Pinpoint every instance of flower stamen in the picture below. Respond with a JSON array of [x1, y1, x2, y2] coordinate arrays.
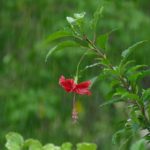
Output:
[[72, 94, 78, 123], [72, 107, 78, 123]]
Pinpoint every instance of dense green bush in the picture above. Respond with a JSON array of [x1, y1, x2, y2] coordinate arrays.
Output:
[[5, 132, 97, 150]]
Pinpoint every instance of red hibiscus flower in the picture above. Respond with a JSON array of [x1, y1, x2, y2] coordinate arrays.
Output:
[[59, 75, 91, 96]]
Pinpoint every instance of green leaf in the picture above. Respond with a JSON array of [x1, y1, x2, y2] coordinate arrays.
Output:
[[100, 97, 123, 107], [112, 127, 133, 147], [45, 41, 79, 62], [122, 93, 139, 101], [128, 72, 142, 83], [120, 60, 135, 69], [61, 142, 72, 150], [130, 139, 146, 150], [110, 80, 120, 89], [125, 65, 147, 83], [24, 139, 43, 150], [45, 35, 89, 62], [77, 143, 97, 150], [119, 60, 135, 76], [122, 41, 146, 58], [96, 28, 118, 50], [129, 110, 140, 132], [142, 88, 150, 101], [43, 144, 61, 150], [98, 57, 111, 67], [5, 132, 24, 150], [112, 129, 125, 145], [138, 69, 150, 80], [103, 67, 120, 77], [96, 33, 108, 50], [127, 65, 147, 74], [91, 6, 104, 30], [120, 63, 149, 83], [45, 30, 73, 44], [72, 37, 89, 47], [121, 40, 147, 64], [114, 88, 139, 101]]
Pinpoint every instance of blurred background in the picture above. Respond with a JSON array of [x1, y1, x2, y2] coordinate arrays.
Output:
[[0, 0, 150, 149]]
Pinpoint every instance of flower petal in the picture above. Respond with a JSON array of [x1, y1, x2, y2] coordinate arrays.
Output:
[[75, 88, 91, 96], [74, 81, 92, 96], [59, 75, 76, 92], [76, 81, 91, 89]]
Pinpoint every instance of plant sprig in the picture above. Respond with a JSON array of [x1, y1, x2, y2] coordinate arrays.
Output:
[[45, 8, 150, 147]]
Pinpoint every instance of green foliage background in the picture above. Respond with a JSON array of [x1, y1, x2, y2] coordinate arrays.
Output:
[[0, 0, 150, 149]]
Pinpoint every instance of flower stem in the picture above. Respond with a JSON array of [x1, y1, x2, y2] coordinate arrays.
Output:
[[75, 51, 87, 83]]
